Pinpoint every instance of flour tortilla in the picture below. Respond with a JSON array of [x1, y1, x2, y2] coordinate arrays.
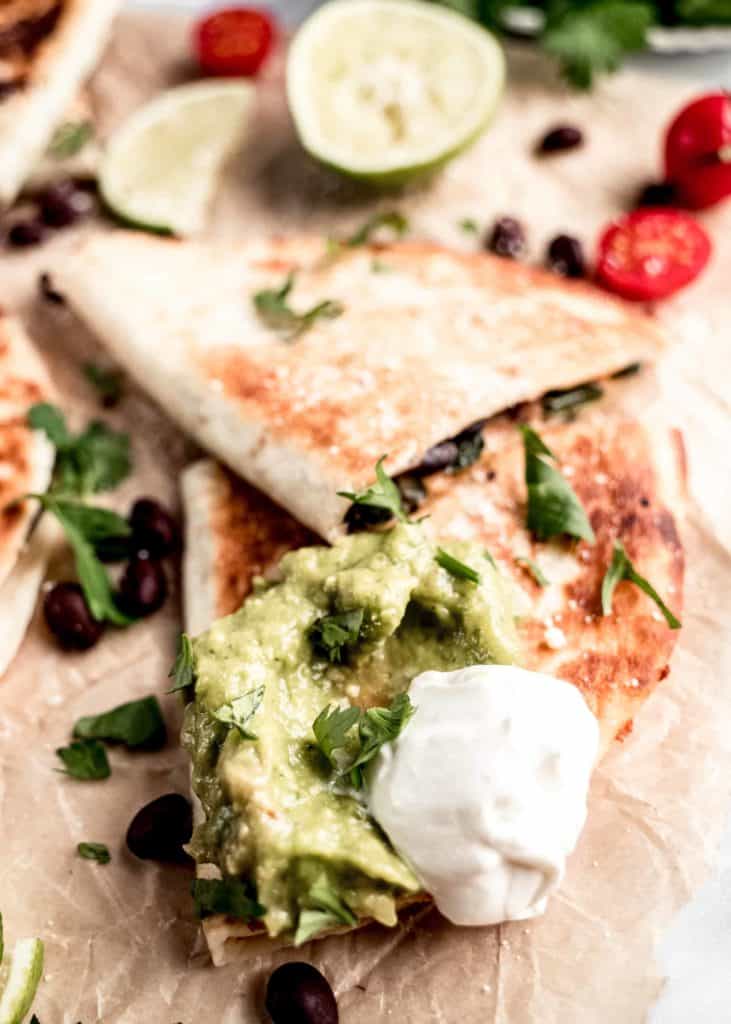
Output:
[[0, 0, 120, 208], [0, 312, 55, 675], [53, 231, 668, 541], [181, 402, 685, 963]]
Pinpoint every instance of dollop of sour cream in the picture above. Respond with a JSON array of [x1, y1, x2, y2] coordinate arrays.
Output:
[[368, 665, 599, 927]]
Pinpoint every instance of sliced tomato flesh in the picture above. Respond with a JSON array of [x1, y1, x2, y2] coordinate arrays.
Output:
[[596, 209, 711, 302]]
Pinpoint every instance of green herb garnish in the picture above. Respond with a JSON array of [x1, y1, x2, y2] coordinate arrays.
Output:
[[253, 272, 344, 339], [312, 693, 416, 789], [520, 424, 595, 543], [458, 218, 479, 234], [83, 363, 124, 406], [167, 633, 195, 693], [338, 456, 407, 524], [48, 120, 94, 159], [213, 687, 265, 740], [28, 403, 131, 496], [73, 696, 167, 750], [601, 540, 681, 629], [435, 548, 481, 584], [542, 382, 604, 415], [294, 876, 357, 945], [517, 556, 550, 587], [310, 609, 365, 664], [343, 210, 408, 247], [312, 705, 361, 769], [30, 495, 132, 626], [56, 739, 110, 780], [77, 842, 110, 864], [191, 878, 265, 921]]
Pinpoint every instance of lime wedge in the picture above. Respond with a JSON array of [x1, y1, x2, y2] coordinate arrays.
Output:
[[286, 0, 505, 185], [0, 938, 44, 1024], [100, 80, 254, 236]]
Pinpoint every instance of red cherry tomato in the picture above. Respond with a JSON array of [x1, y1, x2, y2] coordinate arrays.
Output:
[[194, 7, 275, 78], [596, 209, 711, 302], [664, 92, 731, 210]]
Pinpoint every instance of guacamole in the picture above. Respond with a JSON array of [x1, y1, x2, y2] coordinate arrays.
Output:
[[182, 522, 519, 940]]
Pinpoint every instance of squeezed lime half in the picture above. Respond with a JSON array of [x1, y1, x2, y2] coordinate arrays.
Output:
[[286, 0, 505, 185], [100, 80, 254, 236]]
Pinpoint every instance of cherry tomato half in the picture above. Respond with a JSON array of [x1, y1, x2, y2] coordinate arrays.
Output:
[[194, 7, 275, 78], [664, 92, 731, 210], [596, 209, 711, 302]]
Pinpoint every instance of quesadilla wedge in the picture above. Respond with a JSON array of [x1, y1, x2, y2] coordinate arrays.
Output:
[[52, 232, 668, 541], [180, 404, 684, 964], [0, 0, 120, 208], [0, 311, 55, 675]]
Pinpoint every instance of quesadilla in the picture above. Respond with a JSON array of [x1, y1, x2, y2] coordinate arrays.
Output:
[[0, 0, 120, 208], [180, 402, 684, 964], [52, 232, 668, 541], [0, 311, 56, 675]]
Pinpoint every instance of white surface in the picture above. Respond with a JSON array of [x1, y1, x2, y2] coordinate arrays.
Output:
[[122, 1, 731, 1018]]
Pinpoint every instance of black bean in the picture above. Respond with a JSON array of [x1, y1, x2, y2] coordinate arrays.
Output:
[[39, 180, 95, 228], [43, 582, 104, 650], [265, 962, 338, 1024], [485, 217, 526, 260], [397, 475, 427, 513], [536, 124, 584, 155], [6, 219, 46, 248], [117, 555, 167, 617], [126, 794, 193, 862], [129, 498, 179, 557], [410, 419, 487, 478], [38, 271, 65, 304], [343, 502, 391, 533], [635, 181, 677, 208], [546, 234, 586, 279]]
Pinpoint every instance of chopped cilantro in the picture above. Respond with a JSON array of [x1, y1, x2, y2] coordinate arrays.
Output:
[[601, 540, 680, 628]]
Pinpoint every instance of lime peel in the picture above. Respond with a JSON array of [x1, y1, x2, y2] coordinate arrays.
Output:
[[0, 938, 44, 1024]]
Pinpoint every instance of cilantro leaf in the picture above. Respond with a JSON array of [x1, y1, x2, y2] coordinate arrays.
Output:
[[310, 608, 364, 664], [48, 120, 94, 159], [191, 878, 265, 921], [253, 272, 344, 339], [542, 1, 653, 90], [294, 875, 357, 945], [542, 382, 603, 416], [435, 548, 481, 584], [517, 556, 550, 587], [56, 739, 110, 780], [77, 842, 110, 864], [338, 456, 407, 524], [601, 540, 681, 629], [28, 403, 131, 496], [676, 0, 731, 23], [213, 686, 265, 740], [349, 693, 416, 789], [168, 633, 195, 693], [312, 704, 361, 768], [458, 218, 479, 234], [343, 210, 408, 247], [83, 363, 124, 407], [33, 495, 132, 626], [73, 696, 167, 750], [520, 425, 595, 543]]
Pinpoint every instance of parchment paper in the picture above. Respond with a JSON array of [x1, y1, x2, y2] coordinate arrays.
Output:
[[1, 12, 730, 1023]]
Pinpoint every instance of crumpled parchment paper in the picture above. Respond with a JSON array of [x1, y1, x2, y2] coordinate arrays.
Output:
[[1, 12, 730, 1023]]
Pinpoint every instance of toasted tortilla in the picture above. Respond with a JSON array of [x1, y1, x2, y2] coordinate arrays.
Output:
[[53, 232, 668, 541], [0, 311, 55, 676], [181, 406, 685, 962], [0, 0, 120, 208]]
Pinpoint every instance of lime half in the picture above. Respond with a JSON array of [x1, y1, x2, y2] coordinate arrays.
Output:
[[100, 80, 254, 236], [287, 0, 505, 185], [0, 938, 44, 1024]]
